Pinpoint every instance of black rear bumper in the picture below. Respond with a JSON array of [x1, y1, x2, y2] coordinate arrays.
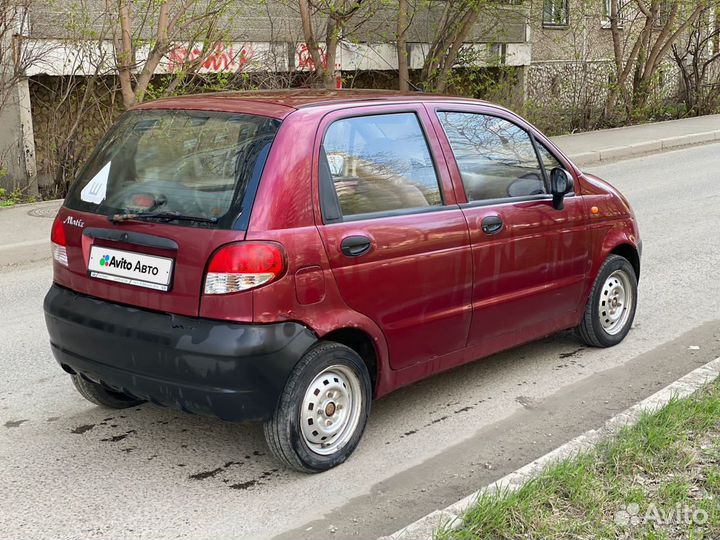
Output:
[[43, 285, 317, 421]]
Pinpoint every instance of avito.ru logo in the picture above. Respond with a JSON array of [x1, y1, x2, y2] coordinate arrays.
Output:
[[98, 254, 160, 276]]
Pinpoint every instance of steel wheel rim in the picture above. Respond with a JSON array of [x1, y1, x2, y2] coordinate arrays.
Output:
[[300, 365, 363, 456], [599, 269, 634, 336]]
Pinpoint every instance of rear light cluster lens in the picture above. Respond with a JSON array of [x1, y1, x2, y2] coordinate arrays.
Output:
[[50, 216, 68, 266], [204, 242, 286, 295]]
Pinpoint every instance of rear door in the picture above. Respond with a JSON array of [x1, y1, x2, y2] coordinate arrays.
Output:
[[314, 105, 473, 370], [55, 109, 280, 317], [427, 105, 590, 351]]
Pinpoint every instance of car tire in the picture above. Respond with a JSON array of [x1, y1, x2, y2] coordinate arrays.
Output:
[[577, 254, 638, 348], [264, 341, 372, 473], [71, 374, 144, 409]]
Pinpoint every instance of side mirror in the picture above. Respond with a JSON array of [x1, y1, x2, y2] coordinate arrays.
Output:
[[550, 168, 574, 210]]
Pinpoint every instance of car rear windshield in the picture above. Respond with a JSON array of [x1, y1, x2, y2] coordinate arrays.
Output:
[[64, 109, 281, 228]]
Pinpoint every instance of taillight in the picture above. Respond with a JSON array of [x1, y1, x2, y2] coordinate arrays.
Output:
[[204, 242, 286, 295], [50, 215, 68, 266]]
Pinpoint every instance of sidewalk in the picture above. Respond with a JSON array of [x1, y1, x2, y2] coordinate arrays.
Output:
[[552, 113, 720, 165], [0, 199, 61, 267], [1, 114, 718, 267]]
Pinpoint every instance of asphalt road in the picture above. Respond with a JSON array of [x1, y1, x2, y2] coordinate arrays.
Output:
[[1, 143, 719, 539]]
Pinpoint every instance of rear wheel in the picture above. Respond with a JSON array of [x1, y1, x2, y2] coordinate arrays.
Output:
[[71, 375, 144, 409], [578, 255, 638, 348], [264, 341, 372, 473]]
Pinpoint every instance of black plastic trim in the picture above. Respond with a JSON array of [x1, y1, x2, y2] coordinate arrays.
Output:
[[319, 146, 343, 224], [43, 285, 318, 422], [83, 228, 178, 251]]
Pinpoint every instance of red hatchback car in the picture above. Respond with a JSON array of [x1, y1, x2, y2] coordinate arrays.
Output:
[[44, 90, 640, 472]]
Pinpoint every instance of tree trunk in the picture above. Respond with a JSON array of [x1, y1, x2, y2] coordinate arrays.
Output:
[[324, 17, 339, 89], [420, 3, 481, 93], [298, 0, 326, 87], [397, 0, 409, 92], [115, 0, 136, 109]]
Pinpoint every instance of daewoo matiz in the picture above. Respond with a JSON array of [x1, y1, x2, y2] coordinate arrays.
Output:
[[44, 90, 641, 472]]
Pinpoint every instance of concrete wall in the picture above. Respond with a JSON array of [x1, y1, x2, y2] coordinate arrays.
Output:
[[0, 77, 37, 194], [528, 0, 615, 63], [0, 4, 37, 194], [26, 1, 529, 44]]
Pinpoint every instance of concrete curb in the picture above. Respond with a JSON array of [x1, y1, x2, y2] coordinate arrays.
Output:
[[0, 198, 63, 211], [567, 130, 720, 167], [383, 356, 720, 540]]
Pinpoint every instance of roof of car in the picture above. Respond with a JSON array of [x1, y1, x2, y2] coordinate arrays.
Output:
[[135, 89, 487, 118]]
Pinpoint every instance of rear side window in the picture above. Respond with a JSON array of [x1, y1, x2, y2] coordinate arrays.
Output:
[[438, 112, 547, 202], [321, 112, 442, 218], [64, 110, 281, 228]]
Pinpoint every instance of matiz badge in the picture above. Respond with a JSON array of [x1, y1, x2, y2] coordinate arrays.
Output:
[[63, 215, 84, 228]]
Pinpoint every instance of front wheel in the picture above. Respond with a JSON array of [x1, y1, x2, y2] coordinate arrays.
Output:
[[577, 254, 638, 347], [264, 341, 372, 473]]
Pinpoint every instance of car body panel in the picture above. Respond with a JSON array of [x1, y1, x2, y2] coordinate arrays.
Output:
[[309, 103, 473, 370], [46, 89, 641, 414]]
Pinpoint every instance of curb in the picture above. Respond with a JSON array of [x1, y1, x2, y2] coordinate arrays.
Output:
[[566, 130, 720, 167], [383, 355, 720, 540], [0, 198, 63, 211]]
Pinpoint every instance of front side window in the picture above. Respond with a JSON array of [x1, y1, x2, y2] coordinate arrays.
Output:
[[65, 110, 281, 228], [322, 112, 442, 218], [537, 141, 563, 173], [543, 0, 569, 26], [438, 112, 547, 202]]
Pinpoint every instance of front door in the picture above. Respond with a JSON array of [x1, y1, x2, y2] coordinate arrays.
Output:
[[428, 106, 590, 352], [315, 106, 473, 370]]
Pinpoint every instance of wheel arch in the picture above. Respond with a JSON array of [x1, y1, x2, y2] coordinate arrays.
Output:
[[321, 327, 382, 398], [609, 243, 641, 281]]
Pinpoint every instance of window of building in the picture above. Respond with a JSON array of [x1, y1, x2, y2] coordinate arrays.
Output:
[[321, 113, 442, 218], [602, 0, 626, 28], [543, 0, 569, 27]]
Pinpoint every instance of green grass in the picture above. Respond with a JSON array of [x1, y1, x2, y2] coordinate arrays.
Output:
[[0, 187, 37, 207], [437, 381, 720, 540]]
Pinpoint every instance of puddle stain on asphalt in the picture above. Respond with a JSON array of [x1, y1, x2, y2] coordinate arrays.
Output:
[[559, 348, 586, 359], [230, 480, 257, 490], [399, 399, 487, 440], [189, 467, 224, 481], [4, 419, 28, 428], [188, 458, 280, 491], [100, 429, 136, 443], [71, 424, 95, 434]]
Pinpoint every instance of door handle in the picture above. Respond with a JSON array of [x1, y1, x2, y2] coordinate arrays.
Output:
[[341, 235, 372, 257], [481, 215, 504, 235]]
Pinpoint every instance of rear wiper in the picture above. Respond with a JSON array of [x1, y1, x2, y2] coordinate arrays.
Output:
[[109, 211, 218, 224]]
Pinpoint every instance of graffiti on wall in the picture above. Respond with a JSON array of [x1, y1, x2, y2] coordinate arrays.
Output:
[[166, 43, 256, 73], [295, 43, 343, 72]]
